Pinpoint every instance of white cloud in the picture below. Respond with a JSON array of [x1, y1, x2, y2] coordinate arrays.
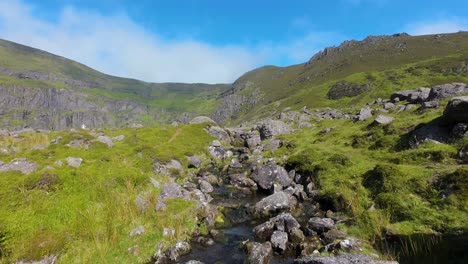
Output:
[[405, 18, 468, 36], [0, 0, 261, 83], [0, 1, 342, 83]]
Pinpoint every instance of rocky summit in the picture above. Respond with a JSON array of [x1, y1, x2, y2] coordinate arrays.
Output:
[[1, 31, 468, 264]]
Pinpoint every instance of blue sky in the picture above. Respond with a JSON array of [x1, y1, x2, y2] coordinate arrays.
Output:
[[0, 0, 467, 83]]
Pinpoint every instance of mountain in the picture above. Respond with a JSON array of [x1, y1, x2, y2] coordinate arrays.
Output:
[[0, 39, 229, 130], [213, 32, 468, 124], [1, 32, 468, 131]]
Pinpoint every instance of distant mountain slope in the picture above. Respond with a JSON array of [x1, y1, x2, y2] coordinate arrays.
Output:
[[213, 32, 468, 124], [0, 39, 229, 130]]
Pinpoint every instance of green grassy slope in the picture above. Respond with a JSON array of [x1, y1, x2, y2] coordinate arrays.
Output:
[[219, 32, 468, 124], [0, 124, 214, 263], [0, 39, 229, 124]]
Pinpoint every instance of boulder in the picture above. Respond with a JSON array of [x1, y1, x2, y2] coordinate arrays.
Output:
[[252, 161, 292, 191], [253, 191, 295, 218], [391, 87, 430, 103], [373, 115, 394, 125], [271, 231, 288, 253], [207, 126, 231, 143], [199, 180, 214, 194], [257, 119, 292, 139], [187, 156, 202, 169], [443, 96, 468, 124], [96, 135, 113, 148], [0, 158, 37, 174], [306, 217, 335, 235], [208, 140, 227, 160], [262, 139, 282, 152], [245, 132, 262, 149], [154, 159, 183, 176], [428, 83, 468, 101], [156, 183, 191, 210], [189, 116, 217, 125], [66, 157, 82, 168], [421, 101, 439, 109], [229, 173, 257, 190], [245, 242, 273, 264], [155, 241, 191, 263], [357, 106, 372, 121], [384, 102, 395, 110], [253, 213, 301, 241], [294, 254, 398, 264]]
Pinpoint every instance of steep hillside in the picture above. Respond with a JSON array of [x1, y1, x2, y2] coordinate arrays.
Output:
[[0, 39, 229, 130], [213, 32, 468, 124]]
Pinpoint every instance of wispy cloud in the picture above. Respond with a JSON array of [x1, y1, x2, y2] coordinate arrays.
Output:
[[0, 0, 261, 83], [0, 0, 342, 83], [405, 18, 468, 35]]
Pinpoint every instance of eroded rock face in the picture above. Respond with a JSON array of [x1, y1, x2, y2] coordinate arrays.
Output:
[[443, 96, 468, 124]]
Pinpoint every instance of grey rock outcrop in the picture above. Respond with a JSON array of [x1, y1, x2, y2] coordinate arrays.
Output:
[[306, 217, 336, 234], [428, 83, 468, 101], [443, 96, 468, 124], [252, 161, 292, 191], [391, 87, 430, 103], [271, 231, 288, 253], [189, 116, 217, 125], [257, 119, 292, 139], [373, 115, 394, 125], [0, 158, 37, 174], [253, 191, 295, 218], [156, 183, 192, 210]]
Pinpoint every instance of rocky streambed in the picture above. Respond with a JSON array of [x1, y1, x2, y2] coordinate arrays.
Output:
[[151, 150, 398, 264]]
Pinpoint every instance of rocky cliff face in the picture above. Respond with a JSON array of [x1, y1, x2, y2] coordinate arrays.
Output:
[[0, 84, 154, 130]]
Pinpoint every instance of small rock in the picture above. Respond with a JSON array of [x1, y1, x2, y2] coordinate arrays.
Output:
[[373, 115, 394, 125], [129, 225, 145, 237], [150, 177, 161, 188], [66, 157, 82, 168], [357, 106, 372, 121], [96, 136, 113, 148], [112, 135, 125, 141], [199, 180, 214, 193], [187, 156, 202, 169], [253, 192, 295, 218], [246, 242, 273, 264], [271, 231, 288, 253], [422, 101, 439, 109]]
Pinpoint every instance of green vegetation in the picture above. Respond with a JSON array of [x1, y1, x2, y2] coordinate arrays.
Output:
[[0, 124, 213, 263], [0, 39, 229, 125], [222, 32, 468, 125], [269, 105, 467, 253]]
